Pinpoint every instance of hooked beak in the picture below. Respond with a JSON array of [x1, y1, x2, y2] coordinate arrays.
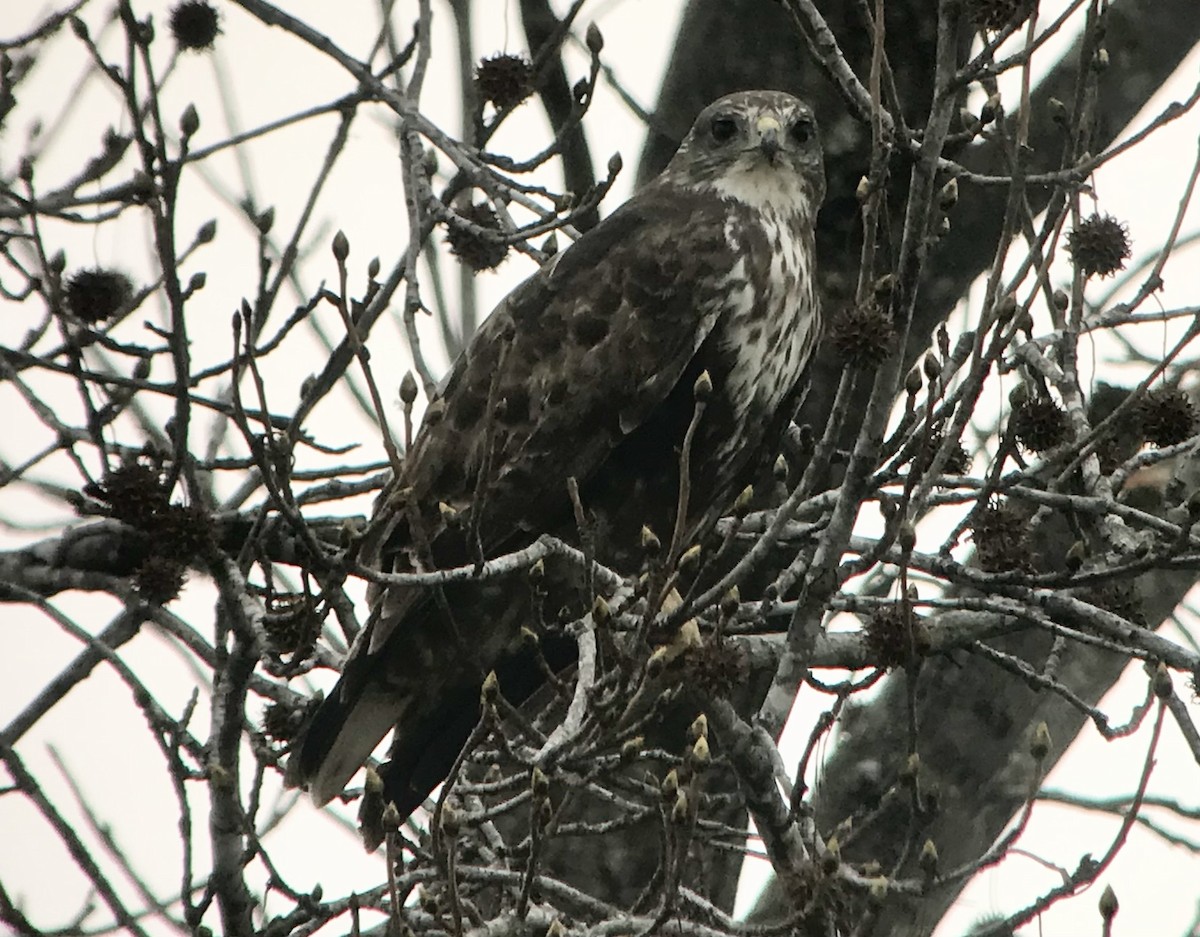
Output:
[[756, 115, 782, 163]]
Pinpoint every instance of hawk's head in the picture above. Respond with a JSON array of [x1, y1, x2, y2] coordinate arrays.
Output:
[[664, 90, 825, 216]]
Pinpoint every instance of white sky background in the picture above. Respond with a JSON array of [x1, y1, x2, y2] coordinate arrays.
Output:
[[1, 0, 1199, 934]]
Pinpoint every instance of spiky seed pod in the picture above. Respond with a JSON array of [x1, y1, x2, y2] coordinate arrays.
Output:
[[971, 501, 1031, 572], [968, 0, 1032, 31], [829, 301, 897, 367], [1067, 213, 1131, 278], [864, 602, 929, 669], [447, 202, 508, 272], [85, 461, 169, 527], [261, 701, 299, 742], [169, 1, 220, 51], [475, 53, 534, 110], [64, 267, 133, 324], [155, 502, 216, 562], [679, 638, 749, 698], [264, 593, 322, 656], [1011, 395, 1070, 453], [1086, 582, 1147, 627], [915, 430, 971, 478], [941, 438, 972, 476], [134, 555, 187, 604], [1137, 387, 1198, 447]]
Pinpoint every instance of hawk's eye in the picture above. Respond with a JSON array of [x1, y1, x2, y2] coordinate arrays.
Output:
[[710, 116, 738, 144], [789, 118, 813, 146]]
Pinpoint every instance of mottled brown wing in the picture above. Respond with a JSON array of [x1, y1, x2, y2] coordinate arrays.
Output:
[[298, 182, 740, 805]]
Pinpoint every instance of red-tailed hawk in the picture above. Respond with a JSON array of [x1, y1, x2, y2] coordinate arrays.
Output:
[[295, 90, 825, 814]]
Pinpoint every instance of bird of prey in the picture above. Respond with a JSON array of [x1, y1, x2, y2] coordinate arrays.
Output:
[[295, 90, 825, 815]]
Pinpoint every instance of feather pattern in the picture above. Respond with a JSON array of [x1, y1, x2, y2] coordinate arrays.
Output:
[[294, 90, 826, 813]]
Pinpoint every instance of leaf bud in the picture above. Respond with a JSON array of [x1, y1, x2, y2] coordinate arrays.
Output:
[[671, 789, 689, 824], [585, 22, 604, 54], [905, 367, 922, 397], [919, 838, 938, 875], [938, 177, 959, 211], [331, 229, 349, 262], [440, 802, 462, 838], [481, 670, 500, 704], [822, 836, 841, 874], [1153, 661, 1173, 699], [1030, 721, 1051, 761], [1099, 884, 1118, 920], [180, 103, 200, 138], [660, 768, 679, 801], [980, 92, 1001, 124], [400, 371, 418, 405], [677, 543, 701, 574]]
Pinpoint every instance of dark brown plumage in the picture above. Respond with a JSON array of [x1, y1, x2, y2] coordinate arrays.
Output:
[[294, 90, 826, 814]]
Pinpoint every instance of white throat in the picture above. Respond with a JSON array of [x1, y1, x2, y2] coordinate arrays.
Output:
[[711, 160, 811, 214]]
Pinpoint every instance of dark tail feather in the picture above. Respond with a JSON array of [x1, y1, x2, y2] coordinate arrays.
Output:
[[380, 631, 579, 820]]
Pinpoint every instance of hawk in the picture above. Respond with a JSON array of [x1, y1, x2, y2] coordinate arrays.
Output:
[[295, 90, 825, 814]]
